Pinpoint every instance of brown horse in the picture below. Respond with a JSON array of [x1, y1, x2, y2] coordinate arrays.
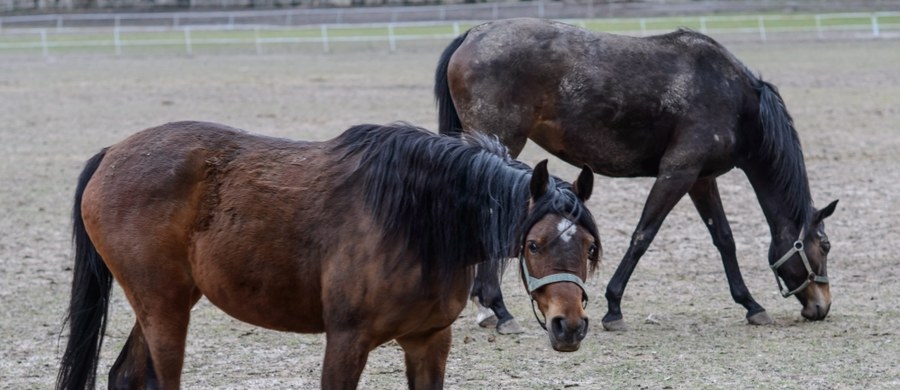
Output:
[[55, 121, 600, 389], [435, 18, 838, 331]]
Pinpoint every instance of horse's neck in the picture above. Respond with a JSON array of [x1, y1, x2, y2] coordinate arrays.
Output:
[[742, 161, 806, 244]]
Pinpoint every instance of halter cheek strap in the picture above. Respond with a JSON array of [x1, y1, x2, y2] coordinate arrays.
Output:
[[520, 253, 588, 330], [770, 240, 829, 298]]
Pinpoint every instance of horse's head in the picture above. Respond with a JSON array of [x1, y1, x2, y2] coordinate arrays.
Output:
[[519, 160, 600, 352], [770, 199, 838, 321]]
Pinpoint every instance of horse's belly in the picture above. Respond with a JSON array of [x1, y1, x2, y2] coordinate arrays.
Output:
[[529, 125, 662, 177], [201, 280, 326, 333], [191, 241, 326, 333]]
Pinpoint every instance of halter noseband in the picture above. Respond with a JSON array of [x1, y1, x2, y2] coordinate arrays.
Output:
[[519, 253, 588, 331], [770, 239, 829, 298]]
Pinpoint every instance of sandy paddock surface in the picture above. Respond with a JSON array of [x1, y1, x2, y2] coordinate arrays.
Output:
[[1, 38, 898, 389]]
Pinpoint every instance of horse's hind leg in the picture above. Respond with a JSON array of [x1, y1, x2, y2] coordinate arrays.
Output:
[[116, 275, 201, 389], [109, 323, 158, 390], [688, 178, 773, 325], [397, 327, 452, 390], [472, 263, 522, 334]]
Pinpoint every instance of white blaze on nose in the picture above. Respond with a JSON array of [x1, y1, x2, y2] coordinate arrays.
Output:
[[557, 219, 576, 242]]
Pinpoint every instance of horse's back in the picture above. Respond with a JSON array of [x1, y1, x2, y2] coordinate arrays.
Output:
[[448, 19, 753, 177], [81, 121, 337, 332], [83, 121, 318, 236], [457, 18, 743, 92]]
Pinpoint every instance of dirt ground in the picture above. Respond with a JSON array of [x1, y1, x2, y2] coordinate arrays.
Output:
[[1, 37, 898, 389]]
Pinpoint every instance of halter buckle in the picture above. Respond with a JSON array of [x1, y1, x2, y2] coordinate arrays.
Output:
[[771, 240, 829, 298]]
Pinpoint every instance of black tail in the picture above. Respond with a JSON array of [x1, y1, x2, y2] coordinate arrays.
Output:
[[57, 148, 113, 390], [434, 31, 469, 136]]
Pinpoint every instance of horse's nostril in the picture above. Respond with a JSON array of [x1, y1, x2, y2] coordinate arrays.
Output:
[[550, 316, 566, 337]]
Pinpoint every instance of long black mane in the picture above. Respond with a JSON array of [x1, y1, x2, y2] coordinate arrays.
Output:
[[752, 78, 814, 229], [335, 123, 599, 288], [680, 29, 813, 231]]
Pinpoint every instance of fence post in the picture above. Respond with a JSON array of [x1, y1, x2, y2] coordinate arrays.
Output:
[[388, 23, 396, 52], [114, 23, 121, 56], [254, 27, 261, 55], [56, 15, 63, 32], [871, 15, 880, 38], [639, 18, 646, 36], [453, 21, 459, 36], [228, 14, 234, 30], [758, 15, 767, 42], [815, 14, 823, 39], [439, 6, 445, 21], [538, 1, 544, 18], [320, 24, 329, 53], [174, 14, 180, 28], [184, 27, 192, 55], [700, 16, 707, 33], [336, 9, 343, 24], [41, 29, 49, 57]]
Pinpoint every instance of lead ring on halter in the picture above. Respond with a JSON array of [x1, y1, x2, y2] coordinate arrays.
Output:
[[519, 253, 589, 331], [770, 240, 829, 298]]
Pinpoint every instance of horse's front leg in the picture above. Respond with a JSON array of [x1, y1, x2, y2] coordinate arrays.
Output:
[[603, 167, 700, 331], [397, 327, 452, 390], [321, 331, 374, 390], [688, 177, 773, 325]]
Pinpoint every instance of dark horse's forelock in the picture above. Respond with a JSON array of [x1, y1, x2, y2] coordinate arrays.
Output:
[[755, 79, 813, 229], [334, 123, 598, 288]]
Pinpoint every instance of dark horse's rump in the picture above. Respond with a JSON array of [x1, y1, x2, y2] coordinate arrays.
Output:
[[57, 120, 600, 389], [436, 18, 838, 332]]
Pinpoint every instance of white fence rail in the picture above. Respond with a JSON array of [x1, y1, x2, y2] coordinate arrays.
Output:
[[1, 12, 898, 56], [11, 1, 879, 26], [2, 2, 590, 28]]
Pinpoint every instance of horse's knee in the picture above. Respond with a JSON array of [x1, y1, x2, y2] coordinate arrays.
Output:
[[629, 229, 657, 253], [712, 232, 736, 253]]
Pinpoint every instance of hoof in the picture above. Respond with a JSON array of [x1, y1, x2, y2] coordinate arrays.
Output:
[[475, 305, 498, 328], [497, 319, 524, 335], [747, 311, 774, 325], [601, 319, 628, 332]]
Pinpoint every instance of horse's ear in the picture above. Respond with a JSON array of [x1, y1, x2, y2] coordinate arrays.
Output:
[[530, 160, 550, 199], [573, 164, 594, 202], [814, 199, 839, 224]]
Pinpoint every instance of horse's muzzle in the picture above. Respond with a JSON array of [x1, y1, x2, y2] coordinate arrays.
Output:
[[800, 283, 831, 321], [549, 316, 588, 352], [801, 303, 830, 321]]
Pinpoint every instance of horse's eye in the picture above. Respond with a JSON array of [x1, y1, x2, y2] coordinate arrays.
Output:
[[527, 241, 539, 254], [588, 243, 597, 257], [821, 240, 831, 254]]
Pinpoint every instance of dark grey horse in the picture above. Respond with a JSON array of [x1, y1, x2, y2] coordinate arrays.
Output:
[[435, 18, 838, 331]]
